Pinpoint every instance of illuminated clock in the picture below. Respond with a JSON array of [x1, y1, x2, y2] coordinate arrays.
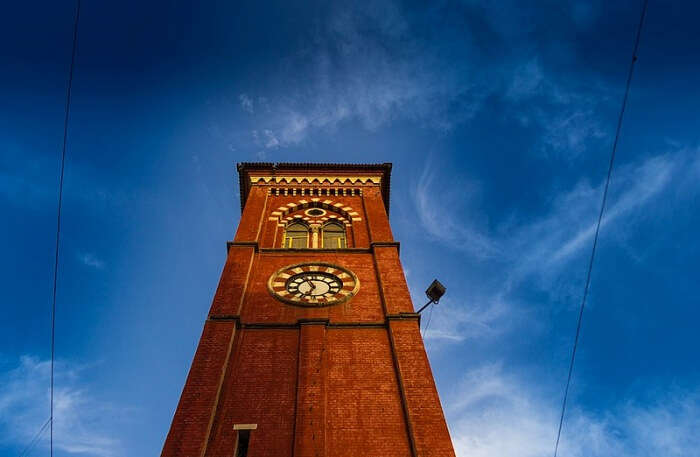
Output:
[[267, 262, 360, 307]]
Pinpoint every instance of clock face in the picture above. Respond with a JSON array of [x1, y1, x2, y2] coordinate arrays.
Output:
[[267, 263, 359, 307], [287, 272, 342, 298]]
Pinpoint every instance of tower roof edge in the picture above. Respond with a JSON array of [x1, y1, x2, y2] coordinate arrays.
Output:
[[236, 162, 392, 215]]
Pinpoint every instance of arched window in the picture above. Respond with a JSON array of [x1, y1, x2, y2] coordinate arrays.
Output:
[[284, 222, 309, 248], [321, 222, 347, 248]]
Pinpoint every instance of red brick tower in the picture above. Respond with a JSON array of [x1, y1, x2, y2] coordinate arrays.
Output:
[[161, 163, 456, 457]]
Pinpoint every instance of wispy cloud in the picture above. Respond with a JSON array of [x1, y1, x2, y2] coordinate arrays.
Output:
[[239, 93, 254, 113], [506, 150, 695, 287], [416, 148, 699, 282], [505, 58, 610, 156], [78, 252, 105, 269], [238, 1, 493, 148], [0, 356, 122, 456], [423, 294, 513, 343], [252, 129, 281, 150], [413, 160, 500, 260], [446, 364, 700, 457], [413, 147, 700, 342], [234, 2, 615, 154]]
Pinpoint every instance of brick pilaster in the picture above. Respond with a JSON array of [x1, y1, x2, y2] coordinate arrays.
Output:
[[294, 320, 328, 457], [374, 245, 415, 315], [363, 186, 394, 243], [388, 318, 455, 457], [161, 320, 237, 457], [209, 245, 256, 316], [234, 185, 268, 242]]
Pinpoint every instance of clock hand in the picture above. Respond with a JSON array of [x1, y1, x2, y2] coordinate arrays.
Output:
[[305, 278, 316, 290]]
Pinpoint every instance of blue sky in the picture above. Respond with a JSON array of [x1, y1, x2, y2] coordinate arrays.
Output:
[[2, 0, 700, 455]]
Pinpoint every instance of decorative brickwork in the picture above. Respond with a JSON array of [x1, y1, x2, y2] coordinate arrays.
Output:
[[161, 163, 455, 457], [269, 198, 361, 226]]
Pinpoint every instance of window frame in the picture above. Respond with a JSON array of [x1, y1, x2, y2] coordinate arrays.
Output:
[[283, 222, 310, 248], [321, 221, 347, 249]]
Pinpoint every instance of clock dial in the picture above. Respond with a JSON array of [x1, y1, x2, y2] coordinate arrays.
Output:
[[267, 263, 359, 307], [287, 272, 342, 298]]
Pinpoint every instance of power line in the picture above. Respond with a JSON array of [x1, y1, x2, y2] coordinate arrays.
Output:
[[50, 1, 82, 456], [422, 302, 435, 339], [17, 418, 50, 457], [552, 1, 649, 456]]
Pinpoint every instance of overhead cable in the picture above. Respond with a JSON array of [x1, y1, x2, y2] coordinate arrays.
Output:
[[553, 1, 649, 456], [49, 1, 82, 456]]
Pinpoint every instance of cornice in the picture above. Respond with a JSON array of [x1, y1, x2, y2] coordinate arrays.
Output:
[[237, 162, 392, 215], [238, 162, 392, 172], [370, 241, 401, 254], [225, 245, 400, 254], [226, 241, 259, 252], [204, 317, 409, 329]]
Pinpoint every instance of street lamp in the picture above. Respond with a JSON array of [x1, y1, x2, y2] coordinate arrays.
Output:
[[417, 279, 446, 314]]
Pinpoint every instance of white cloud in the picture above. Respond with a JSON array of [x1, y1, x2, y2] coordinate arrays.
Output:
[[262, 129, 280, 148], [507, 150, 693, 287], [239, 93, 254, 113], [506, 59, 609, 156], [78, 252, 105, 269], [423, 294, 513, 343], [413, 160, 500, 260], [239, 1, 491, 148], [0, 356, 122, 457], [446, 364, 700, 457], [415, 149, 700, 286], [251, 129, 282, 150], [233, 2, 615, 153], [413, 148, 700, 342]]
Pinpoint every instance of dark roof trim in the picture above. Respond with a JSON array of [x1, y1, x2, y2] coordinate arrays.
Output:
[[236, 162, 392, 215]]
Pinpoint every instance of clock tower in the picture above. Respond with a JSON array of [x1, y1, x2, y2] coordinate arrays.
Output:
[[161, 163, 456, 457]]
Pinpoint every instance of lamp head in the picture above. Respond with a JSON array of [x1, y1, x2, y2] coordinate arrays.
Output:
[[425, 279, 446, 304]]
